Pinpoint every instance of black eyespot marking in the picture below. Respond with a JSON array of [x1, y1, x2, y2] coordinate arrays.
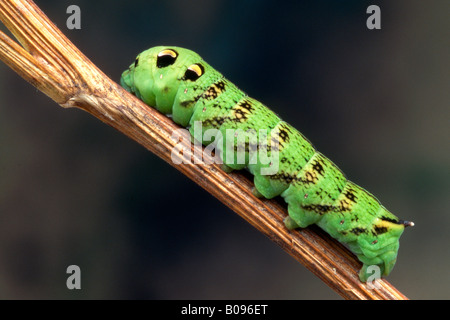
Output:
[[183, 64, 204, 81], [156, 49, 178, 68], [134, 57, 139, 68]]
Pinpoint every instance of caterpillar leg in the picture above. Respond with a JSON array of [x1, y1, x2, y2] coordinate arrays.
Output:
[[250, 167, 289, 199], [251, 187, 264, 198], [220, 163, 234, 173], [357, 247, 399, 282], [286, 204, 321, 228], [281, 185, 321, 228], [284, 216, 300, 230], [359, 263, 386, 283]]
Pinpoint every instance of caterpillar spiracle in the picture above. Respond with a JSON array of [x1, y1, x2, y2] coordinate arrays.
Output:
[[120, 46, 414, 282]]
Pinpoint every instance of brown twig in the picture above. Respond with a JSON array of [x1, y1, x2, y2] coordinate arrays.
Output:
[[0, 0, 409, 300]]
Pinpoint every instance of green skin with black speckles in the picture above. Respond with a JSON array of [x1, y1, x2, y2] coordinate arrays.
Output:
[[121, 46, 412, 282]]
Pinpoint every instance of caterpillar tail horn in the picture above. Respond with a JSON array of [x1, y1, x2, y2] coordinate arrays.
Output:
[[399, 220, 415, 227]]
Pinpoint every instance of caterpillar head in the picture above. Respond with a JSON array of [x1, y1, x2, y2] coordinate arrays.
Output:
[[121, 46, 218, 126]]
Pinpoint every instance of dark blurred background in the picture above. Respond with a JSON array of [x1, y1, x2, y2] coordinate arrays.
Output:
[[0, 0, 448, 299]]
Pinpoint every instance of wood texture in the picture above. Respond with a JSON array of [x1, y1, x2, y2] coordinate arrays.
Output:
[[0, 0, 409, 300]]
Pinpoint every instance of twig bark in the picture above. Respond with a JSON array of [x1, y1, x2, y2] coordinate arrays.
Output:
[[0, 0, 409, 300]]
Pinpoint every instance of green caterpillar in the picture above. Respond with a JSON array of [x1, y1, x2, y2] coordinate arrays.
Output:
[[120, 46, 413, 282]]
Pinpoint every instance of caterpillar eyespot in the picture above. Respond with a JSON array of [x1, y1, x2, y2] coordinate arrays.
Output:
[[183, 63, 204, 81], [156, 49, 178, 68], [120, 46, 414, 283]]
